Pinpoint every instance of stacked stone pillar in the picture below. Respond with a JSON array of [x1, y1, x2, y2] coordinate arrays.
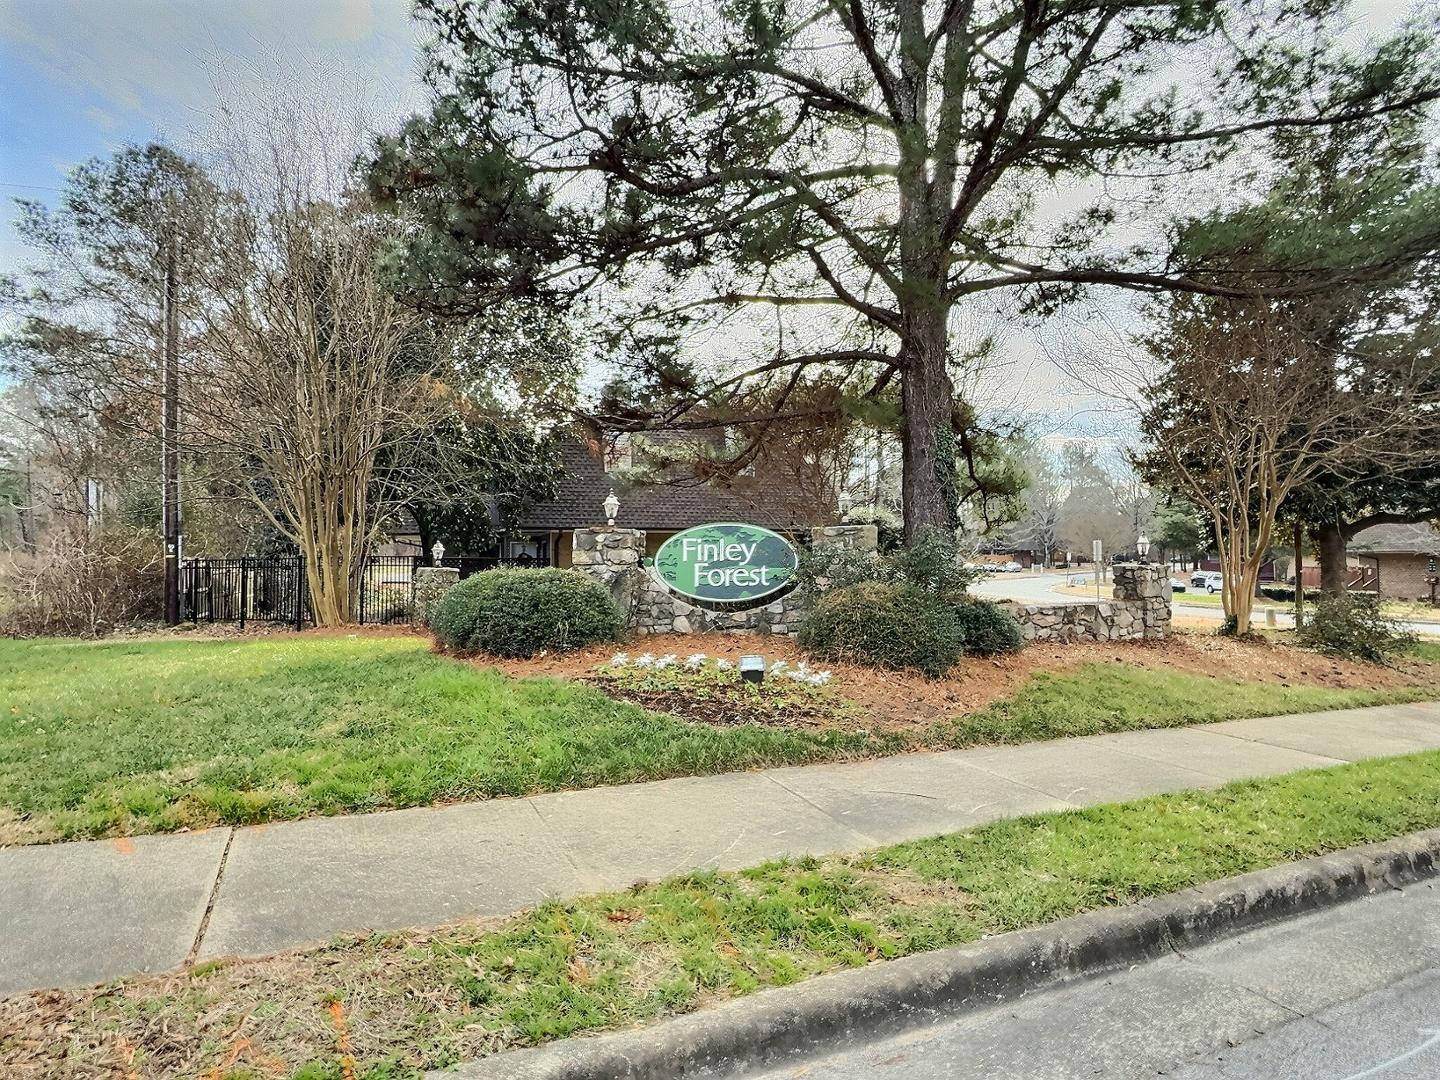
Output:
[[1111, 563, 1172, 639], [412, 565, 460, 626]]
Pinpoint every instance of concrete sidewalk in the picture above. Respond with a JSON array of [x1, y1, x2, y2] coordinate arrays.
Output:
[[3, 701, 1439, 996]]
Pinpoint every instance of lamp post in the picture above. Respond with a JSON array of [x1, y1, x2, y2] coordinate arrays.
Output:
[[431, 540, 446, 565], [603, 489, 620, 526], [1137, 534, 1150, 563], [837, 489, 853, 519]]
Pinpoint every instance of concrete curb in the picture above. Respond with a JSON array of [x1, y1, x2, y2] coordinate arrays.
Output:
[[434, 828, 1440, 1079]]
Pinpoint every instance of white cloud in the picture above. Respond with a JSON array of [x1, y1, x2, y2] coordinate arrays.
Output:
[[0, 0, 423, 147]]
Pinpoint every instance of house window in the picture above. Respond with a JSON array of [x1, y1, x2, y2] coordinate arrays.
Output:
[[505, 535, 548, 562]]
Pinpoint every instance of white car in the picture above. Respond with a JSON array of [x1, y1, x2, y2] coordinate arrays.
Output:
[[1168, 577, 1188, 593], [1190, 571, 1223, 594]]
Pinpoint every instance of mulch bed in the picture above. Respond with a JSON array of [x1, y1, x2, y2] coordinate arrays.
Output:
[[467, 629, 1440, 732]]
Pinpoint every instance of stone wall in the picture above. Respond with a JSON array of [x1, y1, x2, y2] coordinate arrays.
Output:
[[412, 566, 460, 626], [570, 524, 877, 636], [412, 532, 1171, 643], [1005, 563, 1171, 642]]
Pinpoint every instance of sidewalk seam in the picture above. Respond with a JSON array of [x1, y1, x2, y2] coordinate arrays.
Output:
[[184, 826, 235, 967], [945, 755, 1086, 809], [761, 773, 883, 848], [1139, 725, 1351, 767]]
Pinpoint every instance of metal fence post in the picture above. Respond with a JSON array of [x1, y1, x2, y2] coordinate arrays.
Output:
[[294, 557, 306, 631], [238, 557, 248, 631]]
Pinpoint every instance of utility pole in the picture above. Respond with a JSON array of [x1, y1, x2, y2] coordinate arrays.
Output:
[[162, 232, 182, 626]]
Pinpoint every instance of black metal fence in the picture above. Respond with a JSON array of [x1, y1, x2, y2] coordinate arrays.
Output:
[[357, 553, 547, 624], [181, 556, 307, 629], [180, 551, 550, 628]]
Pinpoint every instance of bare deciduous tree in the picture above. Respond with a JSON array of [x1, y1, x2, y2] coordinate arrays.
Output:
[[1138, 299, 1433, 634]]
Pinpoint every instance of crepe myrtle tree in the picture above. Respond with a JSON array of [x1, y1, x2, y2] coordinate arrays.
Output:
[[368, 0, 1440, 543]]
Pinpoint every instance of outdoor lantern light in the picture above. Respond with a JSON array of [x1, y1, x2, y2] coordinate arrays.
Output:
[[739, 655, 765, 684], [837, 489, 854, 517], [431, 540, 446, 563], [1136, 534, 1150, 561], [603, 489, 620, 526]]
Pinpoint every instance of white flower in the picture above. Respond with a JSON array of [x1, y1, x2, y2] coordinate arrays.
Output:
[[769, 660, 788, 674], [786, 669, 808, 682], [809, 671, 833, 686], [794, 661, 810, 675], [608, 653, 630, 667], [685, 653, 707, 670], [715, 658, 734, 670], [634, 652, 655, 667], [654, 653, 678, 669]]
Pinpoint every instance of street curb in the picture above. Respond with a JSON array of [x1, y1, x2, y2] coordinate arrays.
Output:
[[433, 828, 1440, 1080]]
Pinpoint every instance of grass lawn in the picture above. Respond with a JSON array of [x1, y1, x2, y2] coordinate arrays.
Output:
[[1, 634, 1436, 844], [6, 750, 1440, 1079]]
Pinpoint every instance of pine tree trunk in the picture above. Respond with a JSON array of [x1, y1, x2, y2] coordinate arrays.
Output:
[[1317, 520, 1348, 596], [899, 310, 954, 544]]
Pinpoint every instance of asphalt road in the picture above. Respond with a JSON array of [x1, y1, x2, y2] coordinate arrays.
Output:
[[746, 882, 1440, 1080], [969, 569, 1440, 637]]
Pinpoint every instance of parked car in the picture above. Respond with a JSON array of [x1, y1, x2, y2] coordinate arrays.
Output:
[[1000, 561, 1023, 573], [1190, 571, 1223, 593], [1169, 577, 1188, 593]]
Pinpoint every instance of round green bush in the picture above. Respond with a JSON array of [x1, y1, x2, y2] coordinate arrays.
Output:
[[797, 581, 966, 677], [952, 600, 1024, 656], [430, 568, 623, 657]]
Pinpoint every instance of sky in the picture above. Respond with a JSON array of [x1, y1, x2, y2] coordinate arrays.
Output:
[[0, 0, 422, 273], [0, 0, 1425, 446]]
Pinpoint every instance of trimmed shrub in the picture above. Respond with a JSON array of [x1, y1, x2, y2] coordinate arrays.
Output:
[[793, 544, 894, 595], [1258, 585, 1322, 603], [430, 568, 623, 658], [798, 581, 966, 677], [890, 524, 976, 600], [953, 600, 1024, 656], [795, 524, 975, 601], [1297, 593, 1415, 664]]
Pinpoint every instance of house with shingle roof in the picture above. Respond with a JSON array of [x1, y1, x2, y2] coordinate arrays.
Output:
[[1348, 522, 1440, 603], [385, 433, 839, 567]]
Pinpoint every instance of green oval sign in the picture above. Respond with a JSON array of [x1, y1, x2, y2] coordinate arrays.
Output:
[[652, 523, 798, 604]]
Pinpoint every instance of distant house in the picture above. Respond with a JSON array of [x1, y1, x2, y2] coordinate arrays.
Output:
[[386, 435, 838, 567], [1347, 522, 1440, 604]]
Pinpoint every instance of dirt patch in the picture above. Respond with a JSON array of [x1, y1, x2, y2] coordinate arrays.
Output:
[[593, 682, 852, 729], [470, 629, 1438, 731]]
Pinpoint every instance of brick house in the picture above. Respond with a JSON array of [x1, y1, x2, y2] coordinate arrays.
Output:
[[1347, 522, 1440, 604]]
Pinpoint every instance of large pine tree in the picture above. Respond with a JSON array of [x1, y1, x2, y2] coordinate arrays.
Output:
[[370, 0, 1439, 542]]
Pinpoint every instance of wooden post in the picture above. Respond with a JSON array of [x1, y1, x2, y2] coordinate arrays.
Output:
[[1293, 521, 1304, 629]]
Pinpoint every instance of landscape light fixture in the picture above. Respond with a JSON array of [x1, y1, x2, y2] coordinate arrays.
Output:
[[1136, 534, 1150, 561], [431, 540, 446, 564], [603, 489, 620, 526], [837, 489, 854, 518], [739, 655, 765, 684]]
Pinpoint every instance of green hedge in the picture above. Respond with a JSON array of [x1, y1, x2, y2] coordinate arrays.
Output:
[[952, 600, 1024, 656], [430, 568, 623, 658], [1258, 585, 1322, 603], [798, 581, 966, 677]]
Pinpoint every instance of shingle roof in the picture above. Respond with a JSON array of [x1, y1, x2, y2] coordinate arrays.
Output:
[[520, 438, 829, 532], [1348, 522, 1440, 555]]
